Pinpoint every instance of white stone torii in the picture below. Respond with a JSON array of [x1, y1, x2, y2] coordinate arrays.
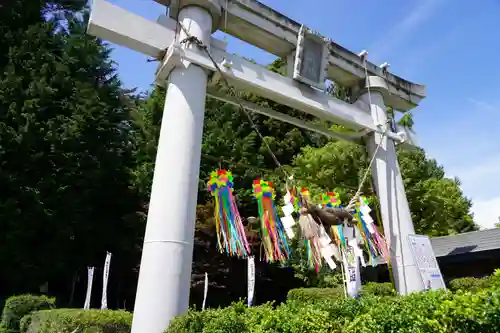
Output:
[[87, 0, 427, 332]]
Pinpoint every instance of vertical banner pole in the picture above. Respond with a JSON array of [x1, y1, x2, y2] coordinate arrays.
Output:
[[84, 267, 95, 310], [101, 251, 112, 310], [247, 256, 255, 307], [202, 272, 208, 310]]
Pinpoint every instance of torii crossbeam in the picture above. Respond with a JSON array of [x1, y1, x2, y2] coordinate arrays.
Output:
[[87, 1, 427, 332]]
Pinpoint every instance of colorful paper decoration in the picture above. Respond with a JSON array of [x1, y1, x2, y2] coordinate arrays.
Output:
[[353, 196, 390, 263], [331, 224, 347, 249], [321, 192, 342, 208], [319, 191, 347, 249], [287, 187, 300, 211], [300, 187, 310, 202], [252, 179, 291, 263], [207, 170, 250, 258]]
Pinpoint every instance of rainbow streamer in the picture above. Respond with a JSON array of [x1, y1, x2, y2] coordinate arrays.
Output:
[[300, 187, 310, 202], [354, 196, 390, 263], [252, 179, 291, 263], [288, 187, 300, 211], [207, 170, 250, 258], [331, 224, 347, 249], [304, 238, 322, 272]]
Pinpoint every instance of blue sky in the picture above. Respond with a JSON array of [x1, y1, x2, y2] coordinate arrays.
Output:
[[105, 0, 500, 229]]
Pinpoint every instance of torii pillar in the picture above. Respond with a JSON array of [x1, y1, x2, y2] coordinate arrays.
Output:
[[130, 1, 221, 332], [354, 77, 423, 295]]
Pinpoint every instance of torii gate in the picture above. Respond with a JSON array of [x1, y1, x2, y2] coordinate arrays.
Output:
[[87, 0, 427, 332]]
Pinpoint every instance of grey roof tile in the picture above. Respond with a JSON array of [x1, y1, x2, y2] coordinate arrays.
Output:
[[431, 228, 500, 257]]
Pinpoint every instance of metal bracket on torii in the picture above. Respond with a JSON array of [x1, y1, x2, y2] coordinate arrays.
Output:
[[87, 0, 421, 147]]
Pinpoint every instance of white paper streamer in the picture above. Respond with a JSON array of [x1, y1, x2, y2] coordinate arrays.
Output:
[[317, 224, 329, 244], [202, 272, 208, 310], [284, 227, 295, 239], [317, 225, 337, 269], [100, 252, 112, 310], [247, 256, 255, 307], [281, 203, 295, 216], [348, 239, 366, 267], [281, 191, 297, 239], [322, 247, 337, 270], [84, 267, 95, 310], [281, 215, 296, 228], [284, 191, 292, 204]]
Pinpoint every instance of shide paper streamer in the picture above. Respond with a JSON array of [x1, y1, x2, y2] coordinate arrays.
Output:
[[252, 178, 291, 263], [207, 169, 250, 258]]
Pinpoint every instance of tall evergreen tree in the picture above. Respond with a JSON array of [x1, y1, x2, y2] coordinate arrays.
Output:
[[0, 8, 141, 305]]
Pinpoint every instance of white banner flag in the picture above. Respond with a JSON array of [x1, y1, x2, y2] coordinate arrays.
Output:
[[247, 256, 255, 307], [84, 267, 95, 310], [101, 252, 112, 310], [343, 252, 361, 298], [202, 272, 208, 310]]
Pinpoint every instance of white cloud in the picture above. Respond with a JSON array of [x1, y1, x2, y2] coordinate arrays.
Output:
[[458, 157, 500, 184], [450, 155, 500, 200], [370, 0, 445, 60], [444, 154, 500, 229], [472, 197, 500, 229], [467, 97, 500, 113]]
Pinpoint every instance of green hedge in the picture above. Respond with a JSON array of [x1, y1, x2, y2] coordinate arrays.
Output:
[[166, 290, 500, 333], [287, 287, 345, 303], [166, 270, 500, 333], [287, 282, 396, 303], [449, 276, 493, 292], [0, 295, 55, 333], [24, 309, 132, 333], [358, 282, 396, 297]]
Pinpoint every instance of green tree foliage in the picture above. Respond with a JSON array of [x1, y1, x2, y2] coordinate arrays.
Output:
[[290, 143, 478, 236], [398, 149, 477, 235], [0, 9, 141, 304]]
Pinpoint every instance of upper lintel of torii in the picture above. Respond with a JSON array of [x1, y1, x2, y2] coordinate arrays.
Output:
[[87, 0, 419, 147], [155, 0, 426, 112]]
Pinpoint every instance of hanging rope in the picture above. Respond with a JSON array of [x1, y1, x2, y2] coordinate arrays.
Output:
[[344, 57, 389, 211], [177, 23, 290, 182], [176, 21, 387, 213]]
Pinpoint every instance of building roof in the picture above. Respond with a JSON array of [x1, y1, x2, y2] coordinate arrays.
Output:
[[431, 228, 500, 257]]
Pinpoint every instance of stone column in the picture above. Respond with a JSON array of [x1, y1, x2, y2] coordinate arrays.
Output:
[[354, 77, 424, 295], [131, 1, 221, 332]]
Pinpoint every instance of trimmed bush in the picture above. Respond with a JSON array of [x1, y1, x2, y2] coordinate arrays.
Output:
[[166, 271, 500, 333], [358, 282, 396, 297], [24, 309, 132, 333], [287, 287, 344, 303], [343, 291, 455, 332], [0, 295, 55, 333], [449, 276, 492, 292], [287, 282, 396, 303]]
